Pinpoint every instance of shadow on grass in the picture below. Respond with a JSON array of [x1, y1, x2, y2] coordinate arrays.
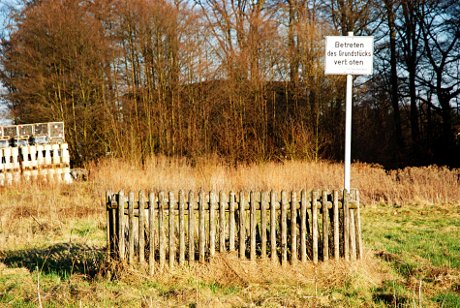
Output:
[[0, 243, 105, 279], [372, 289, 408, 307]]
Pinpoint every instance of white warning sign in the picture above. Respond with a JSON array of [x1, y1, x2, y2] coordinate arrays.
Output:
[[325, 36, 374, 75]]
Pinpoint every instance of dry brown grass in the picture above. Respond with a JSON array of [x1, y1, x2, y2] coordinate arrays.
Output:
[[0, 182, 104, 251], [90, 157, 460, 206], [103, 250, 389, 307]]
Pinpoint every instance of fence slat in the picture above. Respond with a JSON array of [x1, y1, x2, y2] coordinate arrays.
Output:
[[343, 190, 350, 261], [199, 190, 206, 263], [354, 190, 364, 260], [300, 189, 307, 263], [159, 192, 166, 270], [270, 190, 277, 263], [350, 208, 357, 261], [229, 191, 236, 252], [312, 190, 319, 264], [281, 190, 287, 266], [111, 199, 117, 261], [138, 191, 145, 267], [148, 192, 156, 275], [333, 190, 340, 261], [261, 191, 268, 259], [117, 191, 125, 261], [209, 191, 216, 258], [291, 191, 297, 264], [179, 190, 185, 266], [239, 191, 246, 260], [322, 190, 329, 262], [106, 191, 114, 262], [169, 192, 175, 268], [219, 191, 226, 253], [128, 191, 135, 265], [188, 191, 195, 264], [250, 191, 257, 261]]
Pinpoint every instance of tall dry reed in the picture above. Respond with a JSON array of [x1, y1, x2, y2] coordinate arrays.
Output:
[[89, 157, 460, 205]]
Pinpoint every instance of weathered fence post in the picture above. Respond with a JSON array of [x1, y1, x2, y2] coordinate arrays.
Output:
[[281, 190, 288, 266], [322, 190, 329, 262], [138, 191, 145, 267], [128, 191, 135, 265], [229, 191, 236, 252], [343, 190, 350, 261], [349, 205, 357, 261], [239, 191, 246, 260], [179, 190, 186, 266], [333, 190, 340, 261], [312, 190, 319, 264], [188, 191, 195, 264], [117, 191, 125, 262], [219, 191, 226, 253], [209, 191, 216, 258], [291, 191, 298, 264], [199, 190, 206, 263], [148, 192, 156, 275], [261, 191, 268, 259], [159, 192, 166, 270], [300, 189, 307, 263], [354, 190, 364, 260], [250, 191, 257, 261], [106, 191, 114, 262], [169, 192, 175, 268], [270, 190, 277, 263]]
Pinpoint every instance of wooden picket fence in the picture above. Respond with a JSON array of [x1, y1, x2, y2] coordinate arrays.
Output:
[[0, 143, 72, 185], [106, 189, 363, 274]]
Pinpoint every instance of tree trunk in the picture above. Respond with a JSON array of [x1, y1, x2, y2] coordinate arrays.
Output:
[[385, 0, 404, 159]]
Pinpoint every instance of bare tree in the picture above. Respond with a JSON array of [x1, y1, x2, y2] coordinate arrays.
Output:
[[326, 0, 375, 35], [0, 0, 112, 164], [383, 0, 404, 152], [417, 0, 460, 152]]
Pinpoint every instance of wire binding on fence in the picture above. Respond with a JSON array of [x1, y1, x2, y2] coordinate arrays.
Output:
[[106, 189, 363, 273]]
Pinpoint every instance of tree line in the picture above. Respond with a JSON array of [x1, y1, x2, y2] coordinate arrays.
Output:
[[1, 0, 459, 167]]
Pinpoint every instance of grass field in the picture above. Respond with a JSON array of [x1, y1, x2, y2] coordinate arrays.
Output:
[[0, 158, 459, 307]]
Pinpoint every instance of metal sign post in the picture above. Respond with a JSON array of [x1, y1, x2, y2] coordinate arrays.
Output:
[[344, 71, 353, 191], [325, 32, 374, 191]]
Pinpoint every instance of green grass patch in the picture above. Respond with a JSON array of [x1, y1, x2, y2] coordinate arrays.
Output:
[[364, 204, 460, 270], [363, 203, 460, 306], [432, 292, 460, 307]]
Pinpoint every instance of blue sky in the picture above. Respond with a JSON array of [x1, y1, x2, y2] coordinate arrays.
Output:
[[0, 0, 20, 34]]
